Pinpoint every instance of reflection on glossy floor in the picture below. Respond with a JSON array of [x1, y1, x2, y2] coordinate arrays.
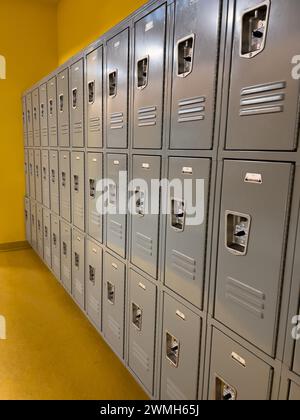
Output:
[[0, 249, 147, 400]]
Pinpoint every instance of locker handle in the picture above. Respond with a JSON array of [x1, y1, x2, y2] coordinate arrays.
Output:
[[61, 172, 66, 188], [35, 165, 39, 178], [74, 175, 79, 192], [109, 70, 118, 98], [74, 252, 80, 269], [88, 81, 95, 104], [49, 99, 53, 116], [37, 220, 41, 231], [132, 303, 143, 331], [51, 169, 56, 184], [72, 88, 78, 109], [225, 211, 251, 256], [63, 242, 67, 257], [27, 110, 31, 123], [135, 189, 145, 217], [177, 34, 195, 78], [166, 332, 180, 368], [137, 56, 149, 90], [29, 163, 33, 176], [89, 265, 96, 285], [89, 179, 96, 198], [43, 167, 47, 181], [171, 199, 185, 232], [215, 377, 237, 401], [33, 107, 37, 121], [107, 282, 115, 304], [40, 103, 45, 118], [53, 233, 57, 247], [59, 94, 64, 112], [25, 210, 28, 220], [44, 226, 48, 238]]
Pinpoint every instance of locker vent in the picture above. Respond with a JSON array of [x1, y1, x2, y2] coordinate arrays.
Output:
[[109, 220, 123, 239], [138, 106, 157, 127], [132, 341, 150, 371], [91, 211, 101, 227], [240, 81, 286, 117], [225, 276, 265, 319], [41, 127, 48, 138], [89, 117, 101, 133], [74, 203, 84, 219], [89, 296, 100, 313], [108, 316, 121, 339], [62, 200, 70, 216], [171, 250, 196, 281], [110, 112, 124, 130], [50, 125, 57, 137], [166, 378, 187, 400], [75, 279, 83, 295], [177, 97, 205, 123], [73, 121, 83, 134], [136, 232, 153, 256], [61, 123, 69, 136]]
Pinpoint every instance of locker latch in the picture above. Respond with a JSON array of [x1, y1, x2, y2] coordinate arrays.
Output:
[[44, 226, 48, 238], [74, 252, 80, 269], [225, 211, 251, 256], [30, 163, 33, 176], [72, 88, 78, 109], [74, 175, 79, 192], [109, 70, 118, 97], [171, 199, 185, 232], [51, 169, 56, 184], [241, 1, 270, 59], [33, 107, 37, 121], [49, 99, 53, 116], [53, 233, 57, 247], [89, 265, 96, 285], [107, 282, 115, 304], [27, 109, 31, 123], [215, 377, 237, 401], [59, 94, 64, 112], [137, 56, 149, 90], [166, 332, 180, 368], [63, 242, 67, 257], [62, 171, 66, 188], [135, 189, 145, 217], [132, 303, 143, 331], [43, 167, 47, 181], [88, 81, 95, 104], [38, 220, 41, 232], [177, 35, 195, 78], [36, 165, 39, 178], [40, 103, 45, 118], [25, 210, 28, 221], [89, 179, 96, 198]]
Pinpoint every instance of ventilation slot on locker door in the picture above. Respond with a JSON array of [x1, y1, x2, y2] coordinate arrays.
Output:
[[177, 97, 206, 124], [166, 332, 180, 368], [109, 71, 118, 97], [215, 377, 237, 400], [137, 57, 149, 89], [88, 81, 95, 104], [89, 265, 95, 285], [89, 179, 96, 198], [107, 282, 115, 304], [226, 212, 251, 256], [177, 35, 195, 78], [132, 303, 143, 331], [171, 199, 185, 232]]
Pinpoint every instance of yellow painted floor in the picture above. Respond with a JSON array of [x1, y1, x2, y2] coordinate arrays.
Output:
[[0, 249, 148, 400]]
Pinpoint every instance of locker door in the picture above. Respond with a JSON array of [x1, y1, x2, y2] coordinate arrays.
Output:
[[47, 77, 58, 147], [131, 155, 161, 279], [87, 153, 103, 243], [70, 59, 84, 147], [87, 47, 103, 148], [36, 204, 44, 259], [133, 5, 167, 149], [71, 152, 85, 231], [25, 198, 31, 243], [59, 151, 71, 222], [86, 239, 102, 329], [24, 149, 30, 198], [22, 96, 28, 147], [289, 382, 300, 400], [128, 270, 157, 394], [215, 160, 293, 355], [30, 201, 37, 251], [103, 253, 125, 358], [50, 151, 60, 215], [29, 149, 36, 200], [41, 150, 50, 209], [57, 69, 70, 147], [39, 83, 48, 147], [106, 29, 129, 149], [26, 93, 33, 146], [294, 317, 300, 376], [170, 0, 221, 150], [165, 158, 210, 308], [72, 229, 85, 310], [209, 328, 272, 400], [161, 294, 201, 400], [32, 88, 41, 147], [106, 154, 127, 258], [51, 214, 61, 281], [34, 150, 42, 204], [43, 209, 52, 268], [226, 0, 300, 151], [60, 221, 72, 293]]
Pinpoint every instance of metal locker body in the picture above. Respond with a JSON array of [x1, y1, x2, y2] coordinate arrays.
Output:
[[43, 209, 52, 268], [57, 69, 70, 147], [72, 229, 85, 310], [32, 88, 41, 147], [160, 293, 201, 400], [34, 150, 42, 204], [30, 201, 37, 251], [39, 83, 48, 147], [170, 0, 221, 150], [26, 93, 34, 146], [215, 160, 293, 355], [22, 96, 28, 146], [133, 5, 166, 149], [59, 151, 71, 222], [60, 221, 72, 293], [47, 77, 58, 147], [36, 204, 44, 259], [128, 270, 157, 394], [50, 151, 60, 215], [209, 328, 272, 400], [226, 0, 300, 151], [71, 152, 85, 231], [103, 253, 125, 358], [25, 198, 31, 244], [51, 214, 61, 280], [70, 59, 84, 148], [86, 239, 102, 329], [29, 149, 36, 199], [106, 154, 127, 258], [289, 382, 300, 400], [293, 325, 300, 376], [165, 158, 211, 308], [41, 150, 50, 209], [87, 153, 103, 243], [106, 30, 129, 149], [131, 155, 161, 279], [24, 149, 30, 198], [87, 47, 103, 148]]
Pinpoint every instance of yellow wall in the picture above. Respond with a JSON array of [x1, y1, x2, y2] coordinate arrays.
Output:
[[0, 0, 58, 244], [57, 0, 147, 64]]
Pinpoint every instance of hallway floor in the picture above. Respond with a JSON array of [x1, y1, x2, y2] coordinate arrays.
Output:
[[0, 249, 147, 400]]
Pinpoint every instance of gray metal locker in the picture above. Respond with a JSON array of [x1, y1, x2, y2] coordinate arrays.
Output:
[[24, 149, 30, 198], [131, 155, 161, 279], [50, 151, 60, 215], [293, 318, 300, 376], [41, 150, 50, 209], [32, 88, 41, 147], [87, 153, 103, 243], [215, 160, 293, 355], [59, 151, 71, 222], [70, 59, 84, 148], [86, 239, 102, 329], [26, 92, 33, 146], [36, 204, 44, 259], [225, 0, 300, 151], [71, 152, 85, 231], [72, 229, 85, 310], [208, 328, 272, 400], [103, 253, 125, 358], [34, 150, 42, 204], [86, 47, 103, 148], [29, 149, 36, 200], [289, 382, 300, 401], [60, 221, 72, 293], [106, 29, 129, 149], [30, 201, 37, 251], [22, 96, 28, 147], [133, 5, 166, 149], [160, 293, 201, 400], [170, 0, 221, 150], [106, 154, 127, 258], [43, 208, 52, 268], [39, 83, 48, 147], [25, 198, 31, 244], [57, 69, 70, 147], [128, 270, 157, 394], [51, 214, 61, 280], [47, 77, 58, 147], [165, 158, 211, 308]]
